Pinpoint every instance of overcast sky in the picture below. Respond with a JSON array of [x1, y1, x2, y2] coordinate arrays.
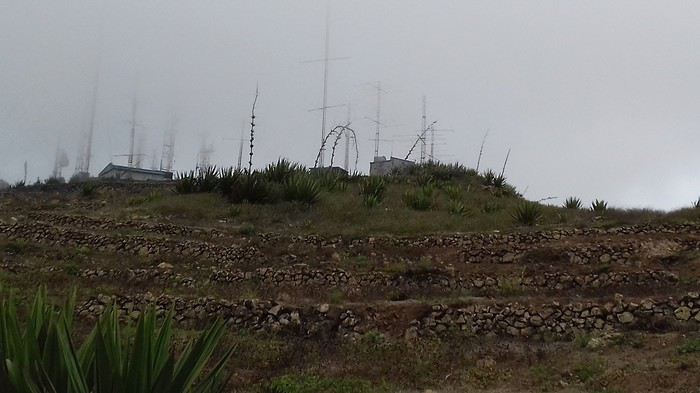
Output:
[[1, 1, 699, 209]]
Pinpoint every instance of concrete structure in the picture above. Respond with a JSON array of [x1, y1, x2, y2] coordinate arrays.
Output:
[[98, 163, 173, 182], [309, 166, 348, 177], [369, 156, 415, 176]]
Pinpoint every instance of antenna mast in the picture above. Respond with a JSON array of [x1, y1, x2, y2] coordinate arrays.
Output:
[[421, 95, 427, 163], [128, 98, 137, 167]]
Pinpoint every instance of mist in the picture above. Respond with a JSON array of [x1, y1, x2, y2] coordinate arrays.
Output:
[[1, 0, 699, 210]]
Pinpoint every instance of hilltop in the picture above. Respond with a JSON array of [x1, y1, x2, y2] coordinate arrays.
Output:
[[1, 161, 700, 392]]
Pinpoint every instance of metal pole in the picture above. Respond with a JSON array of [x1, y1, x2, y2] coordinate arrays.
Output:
[[128, 98, 136, 167]]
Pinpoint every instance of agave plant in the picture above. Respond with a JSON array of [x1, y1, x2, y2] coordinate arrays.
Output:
[[217, 167, 244, 196], [197, 166, 220, 193], [403, 186, 435, 211], [591, 199, 608, 214], [512, 201, 543, 226], [443, 185, 464, 202], [0, 287, 233, 393], [693, 197, 700, 209], [448, 200, 469, 216], [174, 171, 199, 194], [227, 172, 278, 204], [359, 177, 386, 206], [481, 170, 496, 186], [492, 174, 507, 189], [564, 197, 583, 210], [283, 174, 321, 204], [263, 159, 305, 183]]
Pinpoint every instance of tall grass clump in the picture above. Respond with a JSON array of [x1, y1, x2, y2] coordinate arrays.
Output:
[[313, 171, 348, 192], [403, 186, 435, 211], [217, 167, 244, 195], [591, 199, 608, 215], [512, 201, 543, 226], [359, 177, 386, 207], [283, 174, 321, 204], [564, 197, 583, 209], [197, 166, 220, 193], [80, 182, 99, 198], [0, 287, 233, 393]]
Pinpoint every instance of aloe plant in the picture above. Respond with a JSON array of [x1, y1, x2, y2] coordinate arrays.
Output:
[[591, 199, 608, 214], [512, 201, 543, 226], [0, 287, 233, 393], [564, 197, 583, 210]]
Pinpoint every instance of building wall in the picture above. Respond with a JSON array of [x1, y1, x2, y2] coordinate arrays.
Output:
[[100, 169, 170, 182], [370, 157, 415, 176]]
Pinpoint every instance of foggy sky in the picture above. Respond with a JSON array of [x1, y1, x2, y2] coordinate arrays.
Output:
[[1, 1, 699, 210]]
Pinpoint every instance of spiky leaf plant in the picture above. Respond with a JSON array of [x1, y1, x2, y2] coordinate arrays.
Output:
[[359, 177, 386, 205], [443, 185, 464, 202], [217, 167, 244, 196], [227, 172, 277, 204], [693, 197, 700, 209], [197, 166, 220, 193], [448, 200, 469, 216], [492, 174, 507, 189], [283, 174, 321, 204], [512, 201, 543, 226], [481, 170, 496, 186], [403, 186, 435, 211], [564, 197, 583, 210], [175, 171, 199, 194], [263, 159, 305, 183], [0, 287, 233, 393], [591, 199, 608, 215]]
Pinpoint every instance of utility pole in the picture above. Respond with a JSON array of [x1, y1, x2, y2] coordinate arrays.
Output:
[[303, 1, 348, 167], [128, 98, 137, 167], [365, 82, 387, 159], [421, 95, 427, 163]]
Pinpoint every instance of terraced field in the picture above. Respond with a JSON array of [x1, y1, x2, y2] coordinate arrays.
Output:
[[2, 183, 700, 392]]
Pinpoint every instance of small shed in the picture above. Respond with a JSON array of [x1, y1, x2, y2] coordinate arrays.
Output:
[[98, 163, 173, 182], [369, 156, 415, 177]]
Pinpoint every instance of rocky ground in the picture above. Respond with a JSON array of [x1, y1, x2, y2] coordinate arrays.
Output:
[[1, 183, 700, 392]]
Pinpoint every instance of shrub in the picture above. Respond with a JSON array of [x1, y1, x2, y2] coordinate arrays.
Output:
[[11, 181, 25, 190], [197, 166, 220, 193], [403, 186, 434, 211], [217, 167, 244, 195], [591, 199, 608, 215], [359, 177, 386, 207], [693, 197, 700, 209], [678, 338, 700, 354], [512, 201, 543, 226], [264, 159, 305, 183], [0, 287, 233, 393], [227, 173, 278, 204], [492, 174, 507, 189], [448, 200, 469, 216], [483, 201, 502, 214], [175, 171, 199, 194], [80, 182, 98, 198], [283, 174, 321, 204], [314, 171, 348, 192], [564, 197, 583, 209], [408, 162, 471, 181], [482, 170, 496, 186], [443, 185, 464, 202]]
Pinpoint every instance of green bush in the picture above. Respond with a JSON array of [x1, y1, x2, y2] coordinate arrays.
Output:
[[314, 172, 348, 192], [174, 171, 199, 194], [283, 174, 321, 204], [481, 170, 496, 186], [693, 197, 700, 209], [227, 173, 278, 204], [448, 200, 469, 216], [217, 167, 244, 195], [591, 199, 608, 214], [80, 182, 98, 198], [359, 177, 386, 207], [564, 197, 582, 209], [483, 201, 502, 214], [443, 185, 464, 202], [403, 186, 434, 211], [0, 287, 233, 393], [264, 159, 305, 183], [678, 338, 700, 354], [512, 201, 543, 226], [197, 166, 220, 193], [408, 162, 472, 181]]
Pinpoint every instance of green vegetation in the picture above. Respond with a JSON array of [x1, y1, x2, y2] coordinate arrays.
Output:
[[0, 288, 233, 393], [591, 199, 608, 215], [564, 197, 583, 209], [403, 186, 435, 211], [262, 375, 376, 393], [678, 338, 700, 354], [693, 197, 700, 209], [282, 175, 321, 204], [359, 177, 386, 207], [512, 201, 543, 226], [80, 182, 99, 198]]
